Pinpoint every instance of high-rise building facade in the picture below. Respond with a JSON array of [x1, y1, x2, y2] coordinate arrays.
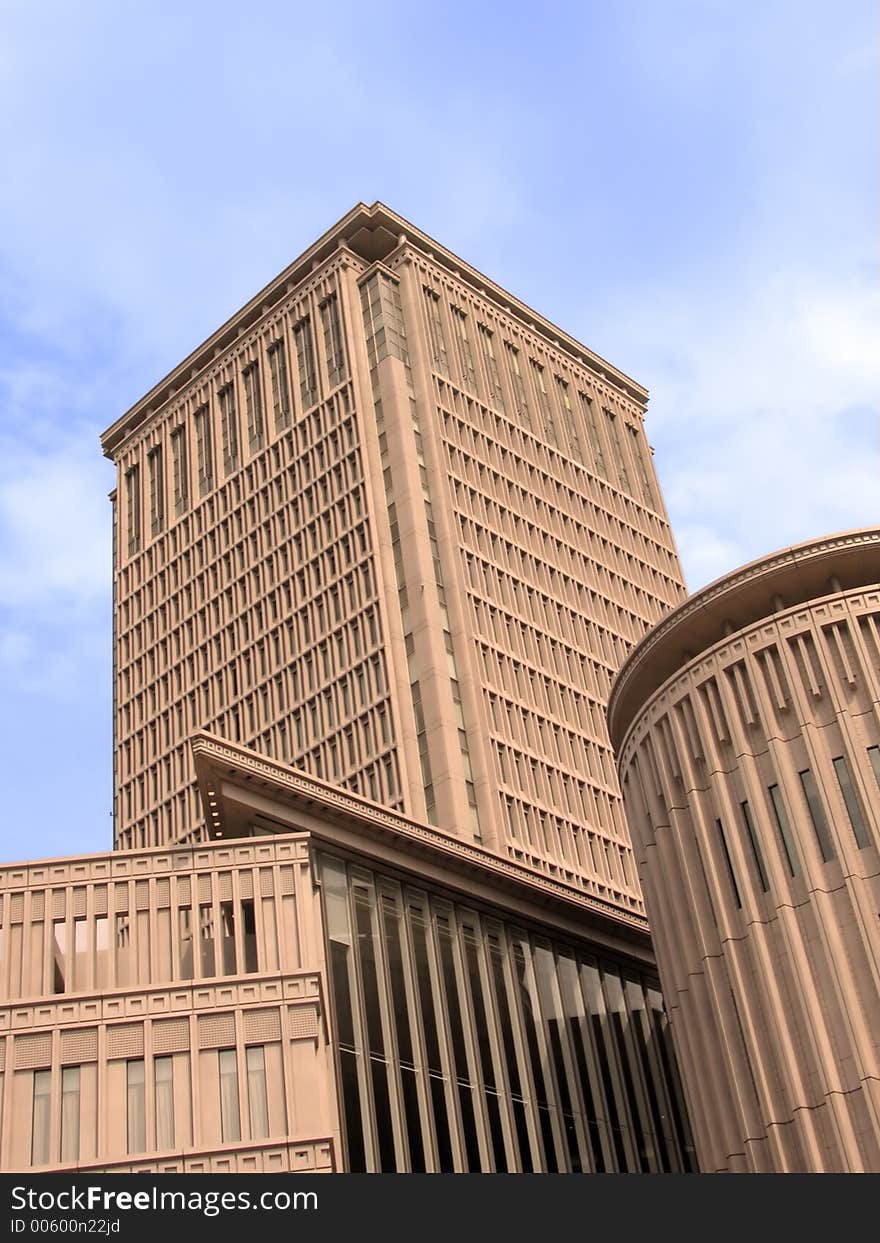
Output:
[[102, 202, 686, 922], [609, 528, 880, 1172], [0, 203, 699, 1174]]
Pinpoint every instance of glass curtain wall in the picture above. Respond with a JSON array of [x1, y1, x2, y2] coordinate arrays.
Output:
[[319, 853, 696, 1173]]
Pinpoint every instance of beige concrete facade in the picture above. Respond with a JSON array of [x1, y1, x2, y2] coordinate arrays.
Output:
[[609, 528, 880, 1172], [102, 202, 686, 918], [0, 204, 703, 1174], [0, 742, 696, 1173], [0, 828, 337, 1173]]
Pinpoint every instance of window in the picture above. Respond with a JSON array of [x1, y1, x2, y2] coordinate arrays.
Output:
[[868, 746, 880, 790], [505, 343, 529, 422], [268, 339, 291, 429], [798, 768, 835, 861], [126, 1059, 146, 1153], [194, 405, 214, 495], [31, 1070, 51, 1165], [243, 363, 264, 453], [154, 1056, 174, 1149], [716, 820, 742, 908], [147, 445, 165, 535], [170, 426, 188, 515], [423, 288, 448, 374], [629, 423, 656, 507], [768, 784, 799, 876], [740, 801, 769, 892], [294, 317, 318, 408], [125, 465, 141, 555], [604, 410, 631, 493], [218, 384, 239, 475], [60, 1066, 80, 1163], [451, 307, 476, 388], [321, 294, 347, 387], [832, 755, 872, 849], [477, 323, 502, 398], [246, 1046, 269, 1139], [579, 393, 606, 477], [219, 1049, 240, 1142]]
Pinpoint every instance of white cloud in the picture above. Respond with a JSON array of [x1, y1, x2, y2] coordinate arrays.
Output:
[[591, 258, 879, 590], [0, 428, 113, 609]]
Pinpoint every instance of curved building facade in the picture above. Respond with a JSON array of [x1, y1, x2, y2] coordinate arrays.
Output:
[[608, 528, 880, 1172]]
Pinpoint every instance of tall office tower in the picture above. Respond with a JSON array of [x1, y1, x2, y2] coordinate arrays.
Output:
[[102, 203, 686, 920]]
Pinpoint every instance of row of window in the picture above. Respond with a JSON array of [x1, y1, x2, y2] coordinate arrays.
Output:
[[28, 1046, 273, 1166], [459, 514, 635, 673], [437, 388, 682, 596], [118, 419, 363, 642], [499, 791, 637, 907], [464, 547, 623, 686], [716, 751, 879, 908], [453, 476, 666, 640], [420, 287, 657, 511], [123, 295, 348, 555]]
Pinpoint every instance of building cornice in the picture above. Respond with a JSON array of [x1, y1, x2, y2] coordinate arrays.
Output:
[[100, 202, 647, 458], [190, 732, 652, 945], [608, 526, 880, 752]]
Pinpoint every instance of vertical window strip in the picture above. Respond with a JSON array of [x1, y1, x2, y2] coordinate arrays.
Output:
[[218, 1048, 240, 1142], [60, 1065, 81, 1163], [31, 1069, 52, 1165], [155, 1055, 174, 1149], [125, 465, 141, 555], [768, 784, 799, 876], [530, 361, 556, 447], [170, 426, 188, 515], [194, 405, 213, 494], [832, 755, 873, 849], [740, 800, 769, 892], [423, 287, 449, 374], [798, 768, 835, 861], [321, 294, 347, 387], [451, 307, 476, 389], [246, 1045, 269, 1139], [477, 323, 503, 399], [716, 820, 742, 908], [243, 362, 264, 454], [628, 423, 656, 507], [126, 1058, 146, 1153], [147, 446, 164, 535], [556, 379, 582, 463], [604, 410, 631, 494], [579, 393, 607, 477], [218, 384, 239, 476], [868, 745, 880, 791], [267, 339, 291, 429], [294, 316, 319, 408], [505, 344, 530, 427]]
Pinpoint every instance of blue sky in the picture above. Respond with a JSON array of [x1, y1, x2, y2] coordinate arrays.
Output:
[[1, 1, 876, 862]]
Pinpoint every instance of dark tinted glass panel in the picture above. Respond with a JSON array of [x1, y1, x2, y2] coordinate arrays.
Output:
[[768, 784, 799, 876], [832, 756, 873, 849], [799, 769, 835, 861]]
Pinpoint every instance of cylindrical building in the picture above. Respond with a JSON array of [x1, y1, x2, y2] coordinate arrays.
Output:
[[608, 528, 880, 1172]]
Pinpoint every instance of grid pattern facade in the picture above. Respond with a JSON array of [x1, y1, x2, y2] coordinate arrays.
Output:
[[104, 203, 686, 920], [110, 253, 404, 852], [0, 836, 337, 1173], [379, 245, 685, 911], [610, 533, 880, 1171]]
